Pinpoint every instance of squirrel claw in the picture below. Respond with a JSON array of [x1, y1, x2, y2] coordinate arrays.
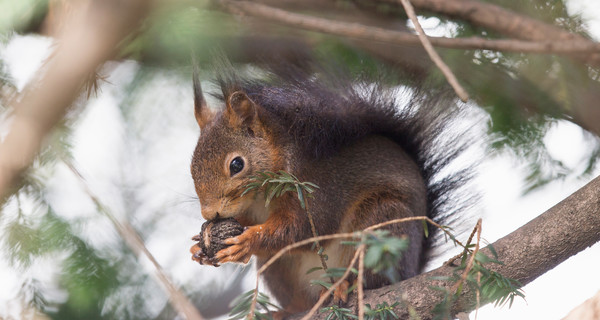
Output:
[[190, 243, 219, 266], [214, 244, 252, 264], [215, 225, 259, 264]]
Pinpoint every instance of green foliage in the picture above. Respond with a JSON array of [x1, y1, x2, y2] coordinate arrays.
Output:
[[0, 0, 47, 36], [243, 170, 319, 210], [320, 305, 358, 320], [431, 245, 525, 319], [309, 267, 358, 293], [362, 230, 409, 283], [364, 302, 400, 320], [50, 239, 120, 320], [228, 289, 279, 320], [463, 251, 525, 308]]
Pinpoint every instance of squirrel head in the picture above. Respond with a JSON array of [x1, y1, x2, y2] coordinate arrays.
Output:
[[190, 76, 283, 222]]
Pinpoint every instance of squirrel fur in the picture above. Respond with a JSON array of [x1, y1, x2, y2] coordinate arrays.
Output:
[[189, 60, 470, 315]]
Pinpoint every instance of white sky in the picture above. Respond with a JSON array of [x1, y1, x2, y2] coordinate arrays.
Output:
[[2, 2, 600, 319]]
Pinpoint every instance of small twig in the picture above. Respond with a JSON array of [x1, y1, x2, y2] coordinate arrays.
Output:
[[444, 217, 478, 266], [398, 0, 469, 102], [249, 216, 466, 319], [301, 247, 363, 320], [64, 160, 204, 320], [305, 203, 334, 283], [256, 232, 359, 276], [247, 277, 260, 320], [475, 270, 481, 320], [365, 216, 466, 249], [450, 219, 482, 294], [357, 243, 366, 320]]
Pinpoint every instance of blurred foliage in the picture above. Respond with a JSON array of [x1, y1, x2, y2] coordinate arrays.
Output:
[[0, 0, 48, 36], [1, 0, 600, 319]]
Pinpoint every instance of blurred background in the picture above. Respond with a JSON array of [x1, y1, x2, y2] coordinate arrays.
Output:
[[1, 0, 600, 319]]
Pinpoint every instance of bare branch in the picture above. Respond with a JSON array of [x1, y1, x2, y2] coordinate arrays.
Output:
[[397, 0, 469, 101]]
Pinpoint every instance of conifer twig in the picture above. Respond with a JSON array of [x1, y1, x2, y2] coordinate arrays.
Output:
[[301, 246, 363, 320], [450, 219, 482, 294], [305, 203, 334, 283], [357, 245, 366, 320], [398, 0, 469, 102]]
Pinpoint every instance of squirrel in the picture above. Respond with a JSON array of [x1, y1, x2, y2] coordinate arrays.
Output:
[[188, 60, 470, 316]]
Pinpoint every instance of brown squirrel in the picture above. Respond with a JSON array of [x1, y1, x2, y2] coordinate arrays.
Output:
[[189, 61, 469, 315]]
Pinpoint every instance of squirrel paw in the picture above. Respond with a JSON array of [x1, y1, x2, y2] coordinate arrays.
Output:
[[214, 225, 261, 264], [190, 243, 219, 266]]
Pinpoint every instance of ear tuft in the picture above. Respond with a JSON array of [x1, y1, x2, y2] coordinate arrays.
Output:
[[193, 64, 214, 129]]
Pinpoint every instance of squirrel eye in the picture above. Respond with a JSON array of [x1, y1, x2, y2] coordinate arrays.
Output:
[[229, 157, 244, 176]]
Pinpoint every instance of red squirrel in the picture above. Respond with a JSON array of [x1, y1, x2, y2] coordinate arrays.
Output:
[[189, 61, 470, 315]]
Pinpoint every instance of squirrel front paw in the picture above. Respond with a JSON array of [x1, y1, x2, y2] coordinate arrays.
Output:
[[214, 225, 262, 264], [190, 242, 219, 266]]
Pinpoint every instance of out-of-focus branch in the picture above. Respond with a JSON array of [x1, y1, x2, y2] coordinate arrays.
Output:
[[218, 0, 600, 55], [564, 290, 600, 320], [66, 161, 204, 320], [382, 0, 580, 42], [0, 0, 149, 201]]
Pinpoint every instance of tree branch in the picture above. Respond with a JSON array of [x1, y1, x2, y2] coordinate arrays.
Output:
[[66, 161, 204, 320], [290, 174, 600, 319], [218, 0, 600, 55], [387, 0, 581, 42], [0, 0, 149, 201], [377, 0, 600, 65]]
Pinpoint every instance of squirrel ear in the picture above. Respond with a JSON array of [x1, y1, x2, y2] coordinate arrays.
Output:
[[193, 65, 214, 129], [225, 91, 258, 127]]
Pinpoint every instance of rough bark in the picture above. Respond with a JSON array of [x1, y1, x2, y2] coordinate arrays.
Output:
[[290, 174, 600, 319]]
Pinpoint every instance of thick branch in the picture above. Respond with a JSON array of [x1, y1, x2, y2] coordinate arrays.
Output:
[[291, 175, 600, 319]]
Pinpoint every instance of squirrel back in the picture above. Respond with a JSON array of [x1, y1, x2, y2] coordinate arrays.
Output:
[[212, 63, 471, 230], [190, 60, 472, 314]]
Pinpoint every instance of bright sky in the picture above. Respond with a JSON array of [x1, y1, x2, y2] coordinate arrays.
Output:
[[1, 2, 600, 319]]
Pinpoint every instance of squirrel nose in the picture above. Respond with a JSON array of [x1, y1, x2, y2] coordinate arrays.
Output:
[[201, 205, 219, 220]]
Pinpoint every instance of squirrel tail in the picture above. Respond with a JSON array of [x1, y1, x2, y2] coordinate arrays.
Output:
[[213, 58, 477, 251]]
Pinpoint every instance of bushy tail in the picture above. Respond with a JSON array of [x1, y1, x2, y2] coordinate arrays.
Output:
[[215, 59, 476, 250]]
